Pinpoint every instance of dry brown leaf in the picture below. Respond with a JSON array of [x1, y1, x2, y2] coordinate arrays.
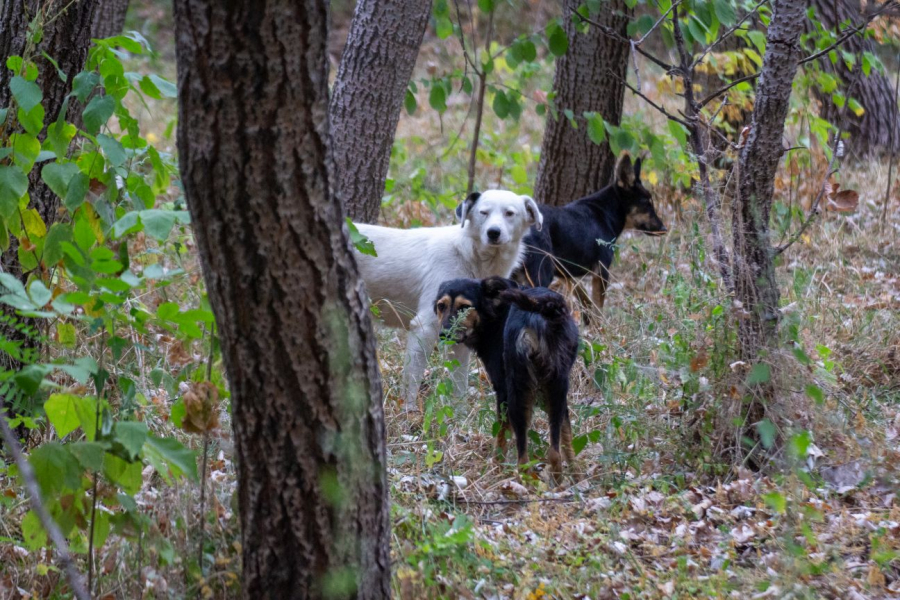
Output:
[[825, 189, 860, 212], [182, 381, 220, 434]]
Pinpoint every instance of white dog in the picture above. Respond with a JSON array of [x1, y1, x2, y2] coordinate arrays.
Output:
[[353, 190, 542, 410]]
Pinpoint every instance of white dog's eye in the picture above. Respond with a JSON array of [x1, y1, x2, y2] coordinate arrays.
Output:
[[505, 210, 515, 217], [480, 210, 489, 216]]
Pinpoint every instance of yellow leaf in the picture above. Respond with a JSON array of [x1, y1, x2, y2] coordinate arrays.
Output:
[[21, 208, 47, 238], [647, 170, 659, 186]]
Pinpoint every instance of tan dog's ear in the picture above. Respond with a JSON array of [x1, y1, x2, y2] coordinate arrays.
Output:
[[615, 153, 635, 189], [522, 195, 543, 231]]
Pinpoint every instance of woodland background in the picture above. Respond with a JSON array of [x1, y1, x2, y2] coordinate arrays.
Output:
[[0, 0, 899, 598]]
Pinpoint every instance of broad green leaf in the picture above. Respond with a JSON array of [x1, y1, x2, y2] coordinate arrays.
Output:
[[21, 510, 47, 551], [114, 421, 148, 460], [0, 219, 8, 252], [138, 75, 162, 99], [6, 55, 23, 72], [148, 74, 177, 98], [90, 510, 111, 549], [346, 219, 377, 256], [11, 133, 41, 170], [746, 363, 771, 385], [43, 222, 72, 267], [29, 442, 83, 494], [44, 393, 82, 438], [404, 89, 417, 115], [428, 83, 447, 113], [17, 103, 44, 135], [170, 398, 186, 428], [805, 384, 824, 404], [64, 171, 89, 211], [763, 491, 786, 514], [586, 112, 606, 145], [492, 90, 510, 119], [667, 120, 688, 148], [82, 95, 115, 135], [548, 24, 568, 57], [10, 76, 42, 112], [144, 435, 199, 483], [97, 134, 126, 167], [28, 280, 51, 308], [73, 396, 99, 441], [103, 453, 142, 494], [0, 272, 27, 296], [41, 161, 80, 199], [756, 419, 776, 449], [140, 209, 177, 241], [435, 16, 453, 39], [14, 364, 50, 396], [112, 211, 141, 237], [477, 0, 494, 11], [56, 321, 76, 347], [46, 120, 77, 158], [71, 71, 100, 102], [713, 0, 736, 26], [21, 208, 47, 238]]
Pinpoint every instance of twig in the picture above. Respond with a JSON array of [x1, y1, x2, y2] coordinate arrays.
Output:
[[881, 47, 900, 233], [619, 77, 691, 128], [798, 0, 898, 67], [466, 8, 494, 195], [636, 0, 681, 46], [692, 0, 770, 69], [456, 496, 580, 505], [0, 398, 90, 600], [571, 8, 675, 72], [699, 71, 760, 108]]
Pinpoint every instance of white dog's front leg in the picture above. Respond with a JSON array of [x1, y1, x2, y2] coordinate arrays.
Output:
[[403, 313, 439, 411], [449, 343, 471, 398]]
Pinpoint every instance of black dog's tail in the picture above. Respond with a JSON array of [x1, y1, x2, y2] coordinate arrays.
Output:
[[499, 288, 570, 323]]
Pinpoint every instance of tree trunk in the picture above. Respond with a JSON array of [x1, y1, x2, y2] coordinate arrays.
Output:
[[173, 1, 391, 598], [733, 0, 807, 357], [0, 0, 98, 373], [330, 0, 432, 223], [533, 0, 630, 207], [91, 0, 129, 39], [808, 0, 900, 154]]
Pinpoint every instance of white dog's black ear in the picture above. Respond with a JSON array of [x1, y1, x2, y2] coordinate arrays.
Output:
[[522, 195, 543, 232], [458, 192, 481, 227]]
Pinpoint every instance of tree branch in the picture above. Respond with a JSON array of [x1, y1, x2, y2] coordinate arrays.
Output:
[[616, 73, 691, 128], [0, 399, 90, 600], [692, 0, 770, 69], [798, 0, 898, 67], [571, 8, 675, 72]]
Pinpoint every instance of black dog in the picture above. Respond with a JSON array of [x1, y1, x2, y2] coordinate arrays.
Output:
[[434, 277, 579, 475], [519, 153, 667, 309]]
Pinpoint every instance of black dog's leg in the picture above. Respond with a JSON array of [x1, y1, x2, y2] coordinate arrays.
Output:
[[545, 378, 570, 477], [494, 390, 511, 462], [507, 382, 532, 470]]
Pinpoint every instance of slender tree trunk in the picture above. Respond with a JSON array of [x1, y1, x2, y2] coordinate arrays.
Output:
[[733, 0, 807, 357], [91, 0, 129, 39], [174, 1, 390, 598], [0, 0, 98, 372], [808, 0, 900, 154], [330, 0, 432, 223], [534, 0, 630, 206]]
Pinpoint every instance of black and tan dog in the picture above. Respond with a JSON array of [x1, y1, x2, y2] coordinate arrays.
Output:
[[434, 277, 579, 475], [519, 153, 667, 309]]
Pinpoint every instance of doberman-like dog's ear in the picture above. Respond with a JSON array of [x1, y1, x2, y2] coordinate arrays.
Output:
[[615, 153, 635, 189], [634, 156, 643, 182], [481, 276, 517, 298], [458, 192, 481, 227], [522, 195, 543, 231]]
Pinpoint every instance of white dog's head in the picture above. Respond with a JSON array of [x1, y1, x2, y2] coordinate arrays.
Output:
[[457, 190, 542, 247]]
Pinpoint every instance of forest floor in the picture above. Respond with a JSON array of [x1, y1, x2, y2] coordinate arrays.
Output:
[[1, 2, 899, 599]]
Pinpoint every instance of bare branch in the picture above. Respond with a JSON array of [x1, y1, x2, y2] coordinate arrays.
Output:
[[799, 0, 898, 67], [636, 0, 681, 46], [699, 71, 760, 108], [0, 400, 90, 600], [615, 72, 691, 128], [571, 8, 675, 72]]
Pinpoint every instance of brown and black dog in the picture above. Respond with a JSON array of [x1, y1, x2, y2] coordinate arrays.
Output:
[[434, 277, 579, 476]]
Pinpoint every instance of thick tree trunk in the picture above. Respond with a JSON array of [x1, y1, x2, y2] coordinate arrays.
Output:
[[533, 0, 630, 207], [330, 0, 432, 223], [808, 0, 900, 154], [0, 0, 98, 373], [733, 0, 807, 357], [91, 0, 129, 39], [174, 1, 390, 598]]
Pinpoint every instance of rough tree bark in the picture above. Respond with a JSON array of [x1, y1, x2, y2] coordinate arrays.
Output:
[[733, 0, 807, 357], [330, 0, 432, 223], [174, 1, 390, 598], [809, 0, 900, 154], [91, 0, 129, 39], [0, 0, 98, 372], [534, 0, 630, 207]]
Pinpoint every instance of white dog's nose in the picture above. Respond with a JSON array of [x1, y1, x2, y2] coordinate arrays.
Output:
[[487, 227, 501, 241]]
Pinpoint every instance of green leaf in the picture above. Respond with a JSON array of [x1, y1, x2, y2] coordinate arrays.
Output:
[[17, 103, 44, 135], [46, 120, 77, 158], [74, 396, 99, 441], [97, 134, 126, 167], [41, 161, 80, 200], [64, 172, 89, 211], [170, 398, 186, 429], [71, 71, 100, 102], [6, 55, 23, 72], [11, 133, 41, 170], [144, 436, 198, 483], [14, 364, 50, 396], [428, 83, 447, 113], [0, 272, 27, 296], [572, 434, 588, 456], [140, 209, 178, 241], [10, 75, 42, 112], [763, 491, 786, 514], [103, 453, 142, 494], [28, 280, 51, 308], [805, 384, 824, 404], [435, 16, 453, 39], [756, 419, 776, 449], [404, 89, 417, 115], [21, 510, 47, 551], [346, 219, 377, 256], [29, 442, 83, 494], [492, 90, 510, 119], [746, 363, 771, 385], [138, 75, 162, 99], [68, 442, 107, 472], [56, 321, 76, 347], [82, 95, 115, 135], [114, 421, 148, 460], [548, 24, 569, 57], [667, 120, 688, 148], [45, 393, 82, 438], [713, 0, 736, 26], [0, 166, 28, 219], [148, 74, 177, 98], [586, 112, 606, 145]]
